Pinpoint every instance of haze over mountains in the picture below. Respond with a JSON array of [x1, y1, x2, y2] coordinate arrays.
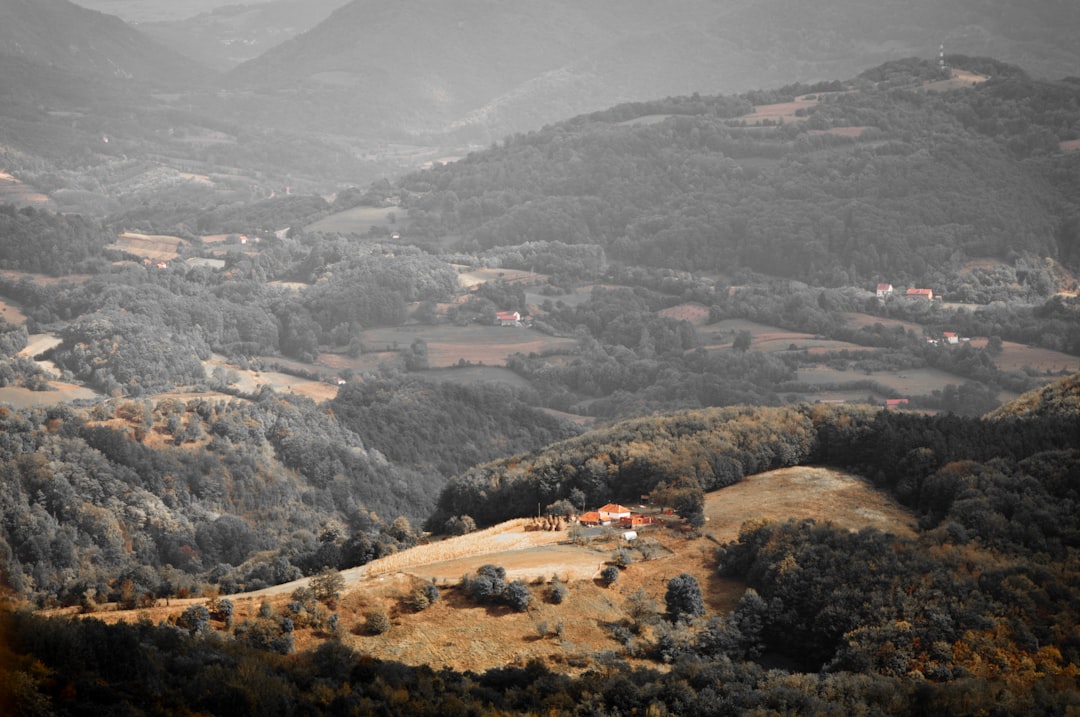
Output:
[[20, 0, 1080, 145]]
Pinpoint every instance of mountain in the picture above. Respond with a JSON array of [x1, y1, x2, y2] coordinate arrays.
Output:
[[390, 56, 1080, 290], [0, 0, 210, 87], [223, 0, 1080, 141], [137, 0, 350, 72]]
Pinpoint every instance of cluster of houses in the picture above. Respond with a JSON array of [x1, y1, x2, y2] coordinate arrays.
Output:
[[578, 503, 659, 531]]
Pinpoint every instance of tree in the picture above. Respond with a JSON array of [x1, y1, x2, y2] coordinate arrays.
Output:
[[310, 567, 345, 603], [177, 604, 211, 635], [733, 330, 753, 352], [444, 514, 477, 536], [665, 573, 705, 622]]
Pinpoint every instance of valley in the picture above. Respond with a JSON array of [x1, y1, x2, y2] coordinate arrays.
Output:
[[1, 1, 1079, 713]]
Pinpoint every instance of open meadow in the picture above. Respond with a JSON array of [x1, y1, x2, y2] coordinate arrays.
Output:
[[361, 324, 577, 368], [305, 206, 408, 235]]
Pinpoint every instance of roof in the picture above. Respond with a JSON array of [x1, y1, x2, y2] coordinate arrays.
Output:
[[876, 283, 893, 291], [906, 288, 933, 297], [495, 311, 520, 321], [598, 503, 632, 514], [579, 511, 602, 523]]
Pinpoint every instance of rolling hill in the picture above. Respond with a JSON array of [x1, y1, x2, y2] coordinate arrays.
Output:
[[0, 0, 209, 87], [223, 0, 1080, 141]]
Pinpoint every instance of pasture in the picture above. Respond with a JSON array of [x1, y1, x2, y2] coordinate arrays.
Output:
[[970, 338, 1080, 374], [796, 365, 969, 398], [107, 232, 186, 262], [0, 170, 49, 206], [203, 354, 340, 402], [304, 205, 407, 235], [456, 265, 548, 290], [361, 324, 577, 368], [0, 299, 27, 326], [419, 366, 535, 391], [0, 383, 98, 408], [700, 318, 868, 353]]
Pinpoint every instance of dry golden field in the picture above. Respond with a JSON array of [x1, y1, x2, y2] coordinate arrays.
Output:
[[75, 466, 914, 674]]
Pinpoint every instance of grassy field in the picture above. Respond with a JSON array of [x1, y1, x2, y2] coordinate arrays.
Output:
[[700, 318, 868, 353], [106, 232, 187, 262], [0, 383, 98, 408], [456, 266, 549, 289], [0, 299, 27, 326], [971, 338, 1080, 374], [0, 170, 49, 207], [796, 365, 968, 398], [305, 206, 407, 235], [362, 324, 577, 368], [419, 366, 535, 391]]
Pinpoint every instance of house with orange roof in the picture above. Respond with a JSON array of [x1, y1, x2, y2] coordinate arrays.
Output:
[[578, 511, 602, 526], [598, 503, 632, 522], [905, 288, 934, 301]]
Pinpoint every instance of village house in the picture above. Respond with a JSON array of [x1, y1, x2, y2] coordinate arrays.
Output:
[[598, 503, 632, 522], [943, 332, 959, 345], [495, 311, 521, 327], [876, 283, 894, 299], [578, 511, 602, 526], [619, 514, 656, 529], [905, 288, 934, 301]]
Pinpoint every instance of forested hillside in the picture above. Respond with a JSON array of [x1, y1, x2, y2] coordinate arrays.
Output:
[[399, 57, 1080, 288]]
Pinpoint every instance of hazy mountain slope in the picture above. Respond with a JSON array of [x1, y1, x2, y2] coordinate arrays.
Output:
[[223, 0, 1080, 140], [138, 0, 350, 71], [0, 0, 209, 87]]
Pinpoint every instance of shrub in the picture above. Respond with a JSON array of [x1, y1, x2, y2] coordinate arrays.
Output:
[[505, 580, 533, 612], [364, 609, 391, 635], [601, 566, 620, 586], [547, 579, 569, 605], [407, 581, 440, 611]]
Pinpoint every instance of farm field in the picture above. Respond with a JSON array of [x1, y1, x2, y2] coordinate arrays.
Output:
[[106, 231, 186, 262], [202, 354, 340, 402], [971, 338, 1080, 374], [361, 324, 577, 368], [304, 206, 407, 235], [701, 318, 868, 353], [0, 383, 98, 408], [419, 365, 535, 391], [0, 298, 27, 326], [456, 266, 549, 290], [796, 365, 965, 397], [842, 311, 925, 335], [0, 170, 49, 206]]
